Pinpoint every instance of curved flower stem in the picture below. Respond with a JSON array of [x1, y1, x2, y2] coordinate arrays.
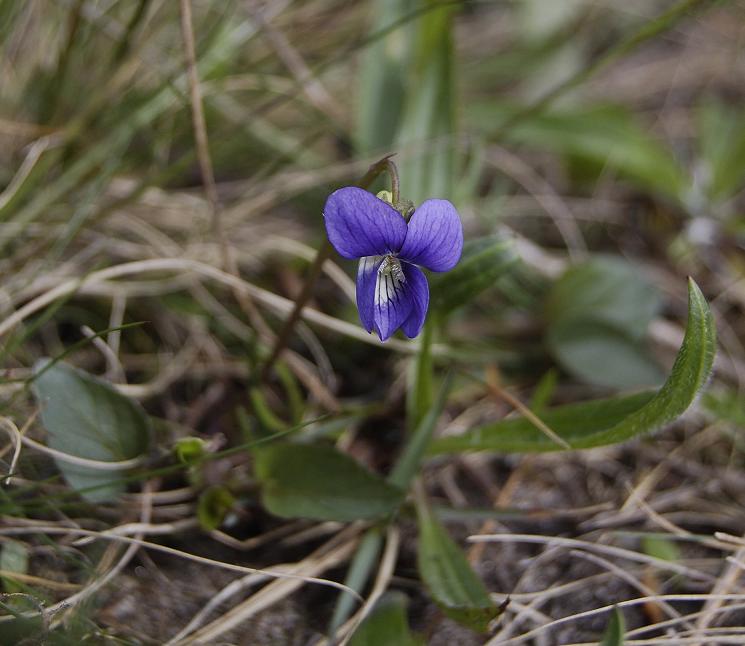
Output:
[[387, 158, 400, 205], [261, 154, 400, 381]]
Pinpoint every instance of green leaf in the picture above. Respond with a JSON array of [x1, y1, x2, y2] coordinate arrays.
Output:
[[396, 0, 456, 203], [641, 535, 681, 565], [329, 528, 384, 636], [197, 486, 235, 531], [601, 606, 626, 646], [416, 497, 500, 633], [697, 99, 745, 201], [391, 373, 453, 490], [31, 360, 152, 502], [0, 595, 44, 646], [529, 368, 558, 414], [430, 279, 715, 453], [431, 236, 518, 314], [356, 0, 415, 154], [547, 320, 664, 390], [349, 592, 423, 646], [546, 256, 662, 339], [249, 386, 287, 433], [254, 443, 404, 522], [545, 256, 664, 389], [470, 103, 687, 200], [1, 541, 28, 593], [702, 388, 745, 428], [431, 391, 653, 454], [406, 320, 434, 433]]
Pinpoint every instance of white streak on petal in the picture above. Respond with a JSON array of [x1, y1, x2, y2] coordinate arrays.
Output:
[[371, 256, 414, 340], [374, 268, 405, 306], [357, 255, 383, 333]]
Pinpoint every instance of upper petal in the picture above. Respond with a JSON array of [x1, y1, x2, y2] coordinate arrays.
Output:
[[398, 199, 463, 271], [324, 187, 408, 259], [356, 256, 383, 333], [400, 264, 429, 338]]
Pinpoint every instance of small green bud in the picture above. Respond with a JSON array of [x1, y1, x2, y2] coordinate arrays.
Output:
[[174, 437, 207, 464], [376, 189, 393, 204], [197, 485, 235, 530], [377, 190, 414, 220]]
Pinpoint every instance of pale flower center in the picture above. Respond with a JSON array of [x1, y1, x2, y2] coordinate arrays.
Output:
[[377, 255, 406, 287], [374, 254, 406, 307]]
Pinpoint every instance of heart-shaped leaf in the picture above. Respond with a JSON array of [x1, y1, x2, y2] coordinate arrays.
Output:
[[545, 256, 662, 341], [547, 319, 664, 389], [32, 360, 151, 502], [254, 443, 404, 522], [545, 256, 664, 389]]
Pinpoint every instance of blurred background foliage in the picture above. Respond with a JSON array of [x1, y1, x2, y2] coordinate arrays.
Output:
[[0, 0, 744, 643]]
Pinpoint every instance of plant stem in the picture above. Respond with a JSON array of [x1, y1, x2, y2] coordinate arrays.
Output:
[[388, 158, 400, 205], [261, 154, 400, 380]]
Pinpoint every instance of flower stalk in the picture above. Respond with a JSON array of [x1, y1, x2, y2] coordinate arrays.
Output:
[[261, 155, 401, 380]]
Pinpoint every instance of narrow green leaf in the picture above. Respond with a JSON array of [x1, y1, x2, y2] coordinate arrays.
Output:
[[469, 103, 687, 200], [391, 373, 453, 490], [356, 0, 416, 154], [430, 391, 653, 454], [31, 360, 152, 502], [349, 592, 423, 646], [275, 362, 304, 425], [249, 386, 288, 433], [601, 606, 626, 646], [641, 535, 681, 565], [697, 99, 745, 201], [431, 279, 715, 453], [416, 496, 500, 633], [396, 0, 456, 203], [529, 368, 558, 414], [407, 320, 434, 432], [431, 236, 518, 314], [254, 443, 404, 522], [329, 528, 384, 636], [0, 18, 260, 238]]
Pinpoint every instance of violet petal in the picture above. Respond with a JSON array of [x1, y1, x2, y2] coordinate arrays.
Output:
[[356, 256, 383, 333], [372, 265, 413, 342], [398, 199, 463, 271], [400, 263, 430, 338], [324, 187, 407, 259]]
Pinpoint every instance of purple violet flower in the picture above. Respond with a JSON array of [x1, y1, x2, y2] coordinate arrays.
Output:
[[323, 186, 463, 341]]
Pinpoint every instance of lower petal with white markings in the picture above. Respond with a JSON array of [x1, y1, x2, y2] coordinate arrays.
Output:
[[356, 255, 430, 341]]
